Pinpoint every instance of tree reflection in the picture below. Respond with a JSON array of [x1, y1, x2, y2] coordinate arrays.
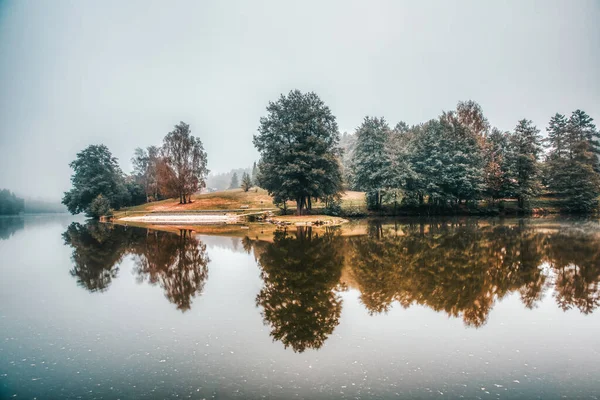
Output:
[[0, 216, 24, 240], [62, 222, 137, 292], [546, 229, 600, 314], [63, 223, 210, 311], [252, 227, 345, 353], [133, 229, 210, 312], [348, 220, 599, 327]]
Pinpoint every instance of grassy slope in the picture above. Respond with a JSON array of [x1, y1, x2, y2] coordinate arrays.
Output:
[[123, 188, 366, 213]]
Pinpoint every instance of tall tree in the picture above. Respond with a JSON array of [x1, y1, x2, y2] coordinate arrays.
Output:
[[567, 110, 599, 167], [241, 172, 252, 192], [253, 90, 343, 215], [507, 119, 543, 209], [62, 145, 129, 218], [546, 110, 600, 212], [229, 172, 239, 189], [251, 161, 259, 186], [161, 122, 209, 204], [351, 117, 392, 209], [484, 128, 511, 202], [546, 113, 568, 160]]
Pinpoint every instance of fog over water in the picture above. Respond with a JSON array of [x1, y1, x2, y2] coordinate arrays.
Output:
[[0, 0, 599, 199]]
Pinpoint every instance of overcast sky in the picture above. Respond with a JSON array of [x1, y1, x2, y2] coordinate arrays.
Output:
[[0, 0, 599, 200]]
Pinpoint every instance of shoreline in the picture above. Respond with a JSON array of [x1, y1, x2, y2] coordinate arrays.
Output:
[[118, 214, 239, 224], [114, 213, 349, 227]]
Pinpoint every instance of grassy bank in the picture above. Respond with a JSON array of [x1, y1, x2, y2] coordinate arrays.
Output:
[[119, 188, 366, 214], [118, 188, 572, 219]]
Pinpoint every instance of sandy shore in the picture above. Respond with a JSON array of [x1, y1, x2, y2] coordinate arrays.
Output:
[[118, 214, 239, 224]]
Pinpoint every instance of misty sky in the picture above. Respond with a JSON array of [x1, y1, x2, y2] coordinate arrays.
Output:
[[1, 0, 599, 200]]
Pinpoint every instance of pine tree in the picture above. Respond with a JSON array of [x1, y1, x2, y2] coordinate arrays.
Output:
[[484, 128, 511, 202], [546, 113, 568, 160], [241, 172, 252, 192], [546, 110, 600, 212], [507, 119, 542, 209], [567, 110, 599, 168], [351, 117, 392, 209], [251, 162, 259, 186], [229, 172, 239, 189]]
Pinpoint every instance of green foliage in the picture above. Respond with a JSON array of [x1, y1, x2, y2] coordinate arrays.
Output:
[[125, 179, 146, 206], [0, 189, 25, 215], [507, 119, 543, 209], [62, 145, 129, 216], [546, 110, 600, 212], [351, 117, 392, 210], [253, 90, 343, 215], [87, 194, 112, 219], [323, 195, 343, 216], [241, 172, 252, 192], [407, 116, 485, 206]]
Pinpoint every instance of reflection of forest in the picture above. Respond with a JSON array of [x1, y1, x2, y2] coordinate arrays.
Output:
[[243, 220, 600, 351], [0, 216, 24, 240], [63, 222, 209, 311], [63, 219, 600, 351], [346, 220, 600, 326]]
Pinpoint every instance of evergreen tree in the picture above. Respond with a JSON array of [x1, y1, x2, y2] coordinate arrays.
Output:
[[546, 110, 600, 212], [251, 161, 259, 186], [253, 90, 343, 215], [241, 172, 252, 192], [507, 119, 543, 209], [567, 110, 599, 168], [229, 172, 239, 189], [484, 128, 511, 202], [351, 117, 392, 209], [546, 113, 568, 160]]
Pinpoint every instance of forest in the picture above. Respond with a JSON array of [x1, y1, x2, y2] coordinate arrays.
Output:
[[0, 189, 24, 215], [345, 103, 599, 213], [61, 90, 599, 218]]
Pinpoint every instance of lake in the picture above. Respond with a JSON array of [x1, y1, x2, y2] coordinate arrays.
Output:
[[1, 215, 599, 399]]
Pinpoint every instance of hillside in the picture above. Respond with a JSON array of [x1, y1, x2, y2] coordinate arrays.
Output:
[[123, 188, 366, 212]]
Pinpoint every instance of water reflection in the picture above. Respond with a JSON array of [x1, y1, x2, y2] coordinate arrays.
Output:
[[132, 229, 209, 312], [346, 221, 548, 327], [62, 222, 134, 292], [252, 227, 345, 352], [0, 216, 24, 240], [62, 219, 600, 351], [63, 222, 209, 311]]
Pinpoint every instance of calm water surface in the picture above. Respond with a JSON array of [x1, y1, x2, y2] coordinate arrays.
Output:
[[1, 215, 599, 399]]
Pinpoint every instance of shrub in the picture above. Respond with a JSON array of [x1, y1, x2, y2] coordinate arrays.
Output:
[[87, 194, 112, 219]]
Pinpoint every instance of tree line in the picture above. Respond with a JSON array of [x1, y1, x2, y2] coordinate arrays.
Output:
[[253, 90, 599, 214], [63, 121, 208, 218], [349, 103, 600, 213], [0, 189, 24, 215]]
